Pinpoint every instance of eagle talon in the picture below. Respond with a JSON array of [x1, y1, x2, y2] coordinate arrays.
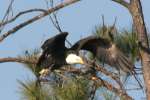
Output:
[[39, 68, 50, 77]]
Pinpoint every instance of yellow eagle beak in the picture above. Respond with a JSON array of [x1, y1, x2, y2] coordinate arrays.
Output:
[[79, 58, 84, 64]]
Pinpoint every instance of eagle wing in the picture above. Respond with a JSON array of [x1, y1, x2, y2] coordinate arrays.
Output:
[[37, 32, 68, 69], [71, 36, 135, 73], [71, 36, 110, 54]]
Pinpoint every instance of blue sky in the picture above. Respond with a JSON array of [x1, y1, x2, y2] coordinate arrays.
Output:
[[0, 0, 150, 100]]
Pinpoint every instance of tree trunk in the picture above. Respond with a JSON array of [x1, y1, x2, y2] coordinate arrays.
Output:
[[129, 1, 150, 99], [113, 0, 150, 99]]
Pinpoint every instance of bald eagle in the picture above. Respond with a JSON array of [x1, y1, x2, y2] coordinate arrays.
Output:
[[37, 32, 137, 74], [37, 32, 141, 86], [37, 32, 84, 76]]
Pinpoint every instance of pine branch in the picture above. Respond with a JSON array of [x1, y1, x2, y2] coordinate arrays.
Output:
[[59, 65, 132, 99]]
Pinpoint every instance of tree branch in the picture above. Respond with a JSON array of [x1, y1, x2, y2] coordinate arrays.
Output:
[[0, 56, 131, 99], [0, 0, 14, 33], [112, 0, 130, 8], [0, 0, 80, 43], [95, 63, 119, 81], [0, 9, 47, 27], [94, 63, 123, 88], [85, 60, 123, 88], [95, 77, 133, 100], [0, 57, 36, 64], [53, 67, 132, 100]]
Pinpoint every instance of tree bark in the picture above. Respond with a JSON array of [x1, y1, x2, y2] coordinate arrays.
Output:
[[130, 1, 150, 99], [0, 57, 36, 64], [112, 0, 150, 99]]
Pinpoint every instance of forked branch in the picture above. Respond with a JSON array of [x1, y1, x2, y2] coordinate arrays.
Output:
[[0, 9, 47, 27], [0, 0, 80, 43]]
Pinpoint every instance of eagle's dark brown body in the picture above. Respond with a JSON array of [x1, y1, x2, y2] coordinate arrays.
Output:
[[37, 32, 68, 70]]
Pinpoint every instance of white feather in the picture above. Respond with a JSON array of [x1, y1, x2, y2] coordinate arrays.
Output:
[[66, 54, 84, 64]]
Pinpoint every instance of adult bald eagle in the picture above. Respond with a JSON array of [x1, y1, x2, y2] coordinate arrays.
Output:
[[37, 32, 142, 87], [37, 32, 136, 74], [38, 32, 137, 73], [37, 32, 84, 76]]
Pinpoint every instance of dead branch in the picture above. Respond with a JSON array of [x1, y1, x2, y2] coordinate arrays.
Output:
[[44, 0, 62, 32], [85, 60, 123, 88], [0, 57, 36, 64], [0, 9, 47, 27], [95, 63, 119, 81], [112, 0, 130, 8], [1, 0, 14, 23], [0, 0, 14, 33], [0, 0, 80, 43], [94, 77, 133, 100], [94, 63, 123, 88], [126, 87, 142, 91]]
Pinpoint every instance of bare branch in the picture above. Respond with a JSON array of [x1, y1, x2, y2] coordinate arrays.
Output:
[[45, 0, 63, 32], [94, 77, 133, 100], [94, 64, 123, 88], [126, 87, 142, 91], [0, 57, 36, 64], [1, 0, 14, 22], [112, 0, 130, 8], [0, 0, 15, 33], [44, 0, 72, 47], [95, 63, 119, 81], [85, 60, 123, 88], [0, 0, 80, 43], [44, 0, 61, 31], [0, 9, 47, 27]]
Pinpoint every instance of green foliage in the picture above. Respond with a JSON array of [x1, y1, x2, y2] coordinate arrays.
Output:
[[18, 77, 91, 100], [18, 80, 52, 100], [20, 49, 40, 76], [93, 25, 114, 41], [53, 77, 90, 100], [115, 30, 139, 62], [17, 48, 92, 100]]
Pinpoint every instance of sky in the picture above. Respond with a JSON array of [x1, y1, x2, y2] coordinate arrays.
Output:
[[0, 0, 150, 100]]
